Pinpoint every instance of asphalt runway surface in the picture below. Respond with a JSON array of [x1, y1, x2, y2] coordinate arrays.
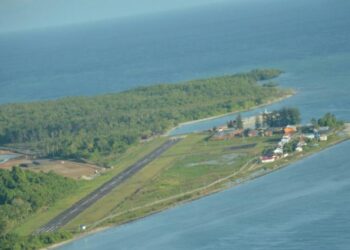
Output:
[[36, 139, 180, 234]]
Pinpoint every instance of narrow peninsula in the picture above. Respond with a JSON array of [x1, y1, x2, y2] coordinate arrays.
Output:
[[6, 69, 341, 249]]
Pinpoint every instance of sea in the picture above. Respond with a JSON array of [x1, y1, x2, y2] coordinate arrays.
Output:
[[1, 0, 349, 249]]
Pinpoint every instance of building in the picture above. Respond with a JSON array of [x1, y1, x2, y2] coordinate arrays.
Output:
[[284, 125, 297, 135], [212, 129, 243, 141], [247, 129, 259, 137], [274, 147, 283, 155], [281, 135, 291, 144], [261, 156, 276, 163], [264, 129, 273, 137], [320, 135, 328, 141], [296, 146, 303, 152], [216, 125, 228, 132], [304, 133, 316, 140]]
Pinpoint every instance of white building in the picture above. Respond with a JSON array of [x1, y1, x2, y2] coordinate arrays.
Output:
[[261, 156, 276, 163], [304, 134, 315, 140], [274, 147, 283, 155], [320, 135, 328, 141], [296, 146, 303, 152]]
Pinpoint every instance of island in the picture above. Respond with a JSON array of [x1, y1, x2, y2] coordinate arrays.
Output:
[[1, 69, 349, 249]]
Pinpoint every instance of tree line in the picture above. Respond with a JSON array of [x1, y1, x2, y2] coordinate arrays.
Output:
[[263, 107, 301, 127], [312, 113, 344, 128], [0, 69, 290, 164]]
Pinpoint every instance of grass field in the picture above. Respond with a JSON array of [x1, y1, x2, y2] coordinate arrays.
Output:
[[64, 133, 279, 231], [13, 126, 350, 236], [64, 128, 350, 232]]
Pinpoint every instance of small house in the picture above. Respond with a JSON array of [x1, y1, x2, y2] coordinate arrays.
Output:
[[217, 125, 228, 132], [264, 129, 273, 137], [281, 135, 291, 144], [284, 125, 297, 135], [274, 147, 283, 155], [297, 137, 307, 147], [247, 129, 259, 137], [233, 129, 244, 137], [320, 135, 328, 141], [304, 134, 316, 140], [296, 146, 303, 152], [261, 156, 276, 163], [212, 129, 238, 141]]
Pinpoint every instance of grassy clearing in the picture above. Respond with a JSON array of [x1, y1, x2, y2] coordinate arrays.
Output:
[[64, 133, 279, 231], [16, 127, 350, 236], [13, 137, 167, 236], [66, 129, 350, 232]]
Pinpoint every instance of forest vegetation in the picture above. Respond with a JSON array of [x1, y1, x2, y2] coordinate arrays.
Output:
[[0, 69, 290, 165], [0, 167, 77, 249], [262, 107, 301, 127]]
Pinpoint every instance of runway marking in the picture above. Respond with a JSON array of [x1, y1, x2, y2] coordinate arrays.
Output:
[[35, 139, 180, 234]]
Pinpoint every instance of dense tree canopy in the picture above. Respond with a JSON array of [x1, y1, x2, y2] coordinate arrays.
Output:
[[0, 69, 290, 162], [263, 107, 301, 128], [317, 113, 344, 128], [0, 167, 77, 235], [0, 231, 72, 250]]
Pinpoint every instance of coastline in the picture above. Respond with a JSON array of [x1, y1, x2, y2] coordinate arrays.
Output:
[[165, 93, 295, 136], [50, 126, 350, 250], [44, 227, 110, 250]]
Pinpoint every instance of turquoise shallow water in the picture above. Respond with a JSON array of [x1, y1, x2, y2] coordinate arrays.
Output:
[[1, 0, 350, 249]]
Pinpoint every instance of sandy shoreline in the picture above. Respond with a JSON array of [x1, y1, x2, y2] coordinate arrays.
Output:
[[165, 93, 295, 135]]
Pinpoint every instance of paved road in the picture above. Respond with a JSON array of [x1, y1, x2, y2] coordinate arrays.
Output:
[[0, 146, 42, 157], [36, 139, 180, 234]]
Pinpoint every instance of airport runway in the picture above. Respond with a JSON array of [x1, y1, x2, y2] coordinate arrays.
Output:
[[36, 138, 180, 234]]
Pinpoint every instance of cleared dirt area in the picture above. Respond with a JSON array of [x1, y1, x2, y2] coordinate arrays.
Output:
[[0, 157, 104, 180], [30, 160, 105, 180], [0, 150, 13, 154], [0, 157, 29, 169]]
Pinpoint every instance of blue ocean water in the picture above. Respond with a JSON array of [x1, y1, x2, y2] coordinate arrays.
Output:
[[1, 0, 349, 107], [1, 0, 350, 249]]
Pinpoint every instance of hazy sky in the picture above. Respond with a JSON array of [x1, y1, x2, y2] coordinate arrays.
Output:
[[0, 0, 228, 33]]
